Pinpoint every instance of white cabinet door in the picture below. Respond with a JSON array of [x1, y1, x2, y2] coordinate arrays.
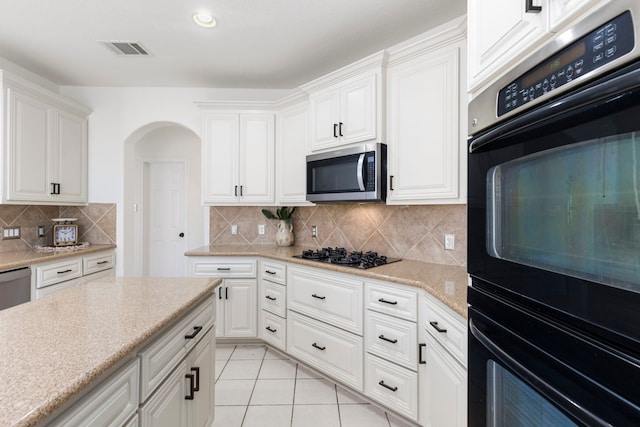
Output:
[[188, 330, 215, 427], [468, 0, 550, 90], [421, 334, 466, 427], [6, 88, 50, 202], [202, 113, 239, 204], [276, 102, 310, 204], [202, 113, 274, 205], [54, 109, 88, 203], [215, 286, 225, 338], [549, 0, 602, 30], [239, 114, 274, 203], [140, 359, 188, 427], [310, 90, 340, 150], [387, 46, 461, 203], [224, 278, 257, 337], [340, 73, 377, 145]]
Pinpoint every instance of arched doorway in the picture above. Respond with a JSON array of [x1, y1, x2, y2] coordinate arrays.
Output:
[[123, 122, 204, 276]]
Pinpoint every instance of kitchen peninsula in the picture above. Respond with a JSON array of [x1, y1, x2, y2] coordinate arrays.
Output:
[[0, 276, 220, 427]]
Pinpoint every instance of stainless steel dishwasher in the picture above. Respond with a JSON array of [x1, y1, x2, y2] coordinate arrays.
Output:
[[0, 267, 31, 310]]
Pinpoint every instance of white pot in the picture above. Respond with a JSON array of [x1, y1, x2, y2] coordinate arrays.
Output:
[[276, 220, 294, 246]]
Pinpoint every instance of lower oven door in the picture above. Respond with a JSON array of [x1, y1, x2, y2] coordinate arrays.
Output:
[[468, 285, 640, 427]]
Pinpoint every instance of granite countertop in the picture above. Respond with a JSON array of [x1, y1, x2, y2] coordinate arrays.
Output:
[[0, 276, 221, 427], [0, 244, 117, 272], [185, 244, 468, 319]]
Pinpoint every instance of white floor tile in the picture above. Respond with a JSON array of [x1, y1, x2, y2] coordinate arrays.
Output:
[[337, 386, 369, 405], [212, 405, 246, 427], [294, 378, 337, 405], [295, 364, 323, 379], [258, 358, 298, 379], [292, 404, 340, 427], [388, 413, 420, 427], [215, 379, 256, 406], [264, 346, 289, 360], [215, 360, 225, 381], [215, 345, 235, 361], [243, 405, 293, 427], [230, 344, 267, 360], [219, 359, 263, 380], [250, 379, 295, 405], [340, 403, 390, 427]]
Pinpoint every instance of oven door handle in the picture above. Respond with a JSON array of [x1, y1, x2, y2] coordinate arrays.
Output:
[[469, 318, 610, 427], [469, 64, 640, 154], [356, 153, 366, 191]]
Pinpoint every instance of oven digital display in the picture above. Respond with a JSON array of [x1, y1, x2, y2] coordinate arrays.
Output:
[[498, 11, 634, 117]]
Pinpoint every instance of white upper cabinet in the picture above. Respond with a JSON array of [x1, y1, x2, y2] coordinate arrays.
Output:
[[301, 51, 385, 152], [468, 0, 550, 91], [201, 111, 274, 205], [275, 101, 311, 205], [2, 71, 89, 205], [386, 20, 467, 204], [468, 0, 608, 92]]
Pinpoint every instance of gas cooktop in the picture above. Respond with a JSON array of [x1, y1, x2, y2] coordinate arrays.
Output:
[[293, 247, 401, 270]]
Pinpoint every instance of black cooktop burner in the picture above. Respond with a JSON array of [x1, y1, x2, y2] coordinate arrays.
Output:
[[294, 247, 401, 270]]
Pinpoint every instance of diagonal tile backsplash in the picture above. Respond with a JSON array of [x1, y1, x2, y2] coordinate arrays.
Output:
[[0, 203, 116, 252], [210, 204, 467, 266]]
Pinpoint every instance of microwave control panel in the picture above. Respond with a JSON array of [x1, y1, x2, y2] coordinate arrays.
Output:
[[497, 11, 634, 117], [365, 154, 376, 191]]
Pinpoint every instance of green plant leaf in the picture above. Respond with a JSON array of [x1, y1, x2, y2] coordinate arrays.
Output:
[[261, 209, 277, 220]]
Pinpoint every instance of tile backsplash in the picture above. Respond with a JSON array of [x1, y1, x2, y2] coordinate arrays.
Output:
[[0, 203, 116, 252], [210, 204, 467, 266]]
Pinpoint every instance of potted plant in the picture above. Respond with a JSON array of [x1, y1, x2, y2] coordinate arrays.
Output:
[[261, 207, 296, 246]]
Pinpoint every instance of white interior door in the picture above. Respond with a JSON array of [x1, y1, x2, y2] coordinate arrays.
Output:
[[144, 161, 187, 276]]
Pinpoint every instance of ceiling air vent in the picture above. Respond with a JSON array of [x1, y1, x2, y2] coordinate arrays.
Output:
[[101, 41, 151, 56]]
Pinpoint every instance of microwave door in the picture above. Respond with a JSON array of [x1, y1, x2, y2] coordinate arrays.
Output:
[[356, 153, 366, 191]]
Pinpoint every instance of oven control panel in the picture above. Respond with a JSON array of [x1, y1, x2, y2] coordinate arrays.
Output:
[[497, 11, 634, 117]]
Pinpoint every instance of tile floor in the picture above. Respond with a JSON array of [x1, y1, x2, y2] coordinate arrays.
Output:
[[214, 344, 417, 427]]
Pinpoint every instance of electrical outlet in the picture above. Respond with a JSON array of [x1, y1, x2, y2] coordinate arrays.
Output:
[[311, 225, 317, 238], [37, 225, 45, 237], [444, 234, 455, 250], [231, 224, 238, 235], [2, 226, 20, 240], [258, 224, 265, 235]]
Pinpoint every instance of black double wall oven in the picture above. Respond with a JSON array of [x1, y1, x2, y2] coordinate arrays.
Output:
[[468, 2, 640, 426]]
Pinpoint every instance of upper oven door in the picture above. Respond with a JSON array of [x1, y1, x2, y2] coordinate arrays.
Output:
[[467, 55, 640, 343]]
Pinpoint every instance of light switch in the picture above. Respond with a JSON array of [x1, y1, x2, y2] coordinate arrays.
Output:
[[231, 224, 238, 235]]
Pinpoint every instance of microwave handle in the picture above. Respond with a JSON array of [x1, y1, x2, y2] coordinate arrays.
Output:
[[356, 153, 366, 191]]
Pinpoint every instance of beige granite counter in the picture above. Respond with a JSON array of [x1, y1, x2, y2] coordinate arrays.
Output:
[[0, 244, 117, 272], [0, 276, 220, 427], [185, 244, 468, 318]]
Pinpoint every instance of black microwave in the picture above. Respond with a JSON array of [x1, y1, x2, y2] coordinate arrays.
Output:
[[306, 143, 387, 203]]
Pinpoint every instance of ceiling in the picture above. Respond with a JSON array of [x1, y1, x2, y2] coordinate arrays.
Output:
[[0, 0, 465, 89]]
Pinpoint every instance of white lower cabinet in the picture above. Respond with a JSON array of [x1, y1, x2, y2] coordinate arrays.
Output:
[[365, 353, 418, 420], [287, 310, 364, 391], [258, 259, 288, 351], [48, 358, 139, 427], [259, 309, 287, 351]]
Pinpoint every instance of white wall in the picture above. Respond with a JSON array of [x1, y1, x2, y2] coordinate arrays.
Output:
[[60, 86, 295, 274]]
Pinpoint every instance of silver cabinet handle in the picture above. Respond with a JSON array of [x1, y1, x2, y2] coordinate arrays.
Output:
[[356, 153, 365, 191]]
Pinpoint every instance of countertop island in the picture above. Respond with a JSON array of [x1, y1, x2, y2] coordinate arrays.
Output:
[[0, 276, 220, 427]]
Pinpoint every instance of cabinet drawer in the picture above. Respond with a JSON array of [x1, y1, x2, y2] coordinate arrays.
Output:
[[365, 310, 417, 371], [260, 310, 286, 351], [83, 251, 115, 275], [287, 310, 363, 391], [423, 293, 467, 367], [190, 257, 257, 278], [138, 296, 215, 402], [261, 260, 286, 284], [83, 268, 115, 284], [35, 277, 83, 299], [365, 353, 418, 421], [260, 280, 286, 317], [365, 282, 417, 321], [35, 258, 83, 288], [288, 266, 363, 334], [49, 358, 139, 427]]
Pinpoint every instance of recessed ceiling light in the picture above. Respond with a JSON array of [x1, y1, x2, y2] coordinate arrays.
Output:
[[193, 12, 217, 28]]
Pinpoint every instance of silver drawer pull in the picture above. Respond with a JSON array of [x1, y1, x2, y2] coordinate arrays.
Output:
[[311, 294, 326, 300], [265, 295, 277, 301], [378, 335, 398, 344], [429, 321, 447, 333], [378, 298, 398, 305], [378, 381, 398, 392], [312, 342, 326, 351], [265, 270, 277, 275], [265, 326, 277, 333]]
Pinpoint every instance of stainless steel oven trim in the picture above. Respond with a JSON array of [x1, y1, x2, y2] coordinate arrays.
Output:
[[469, 0, 640, 136]]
